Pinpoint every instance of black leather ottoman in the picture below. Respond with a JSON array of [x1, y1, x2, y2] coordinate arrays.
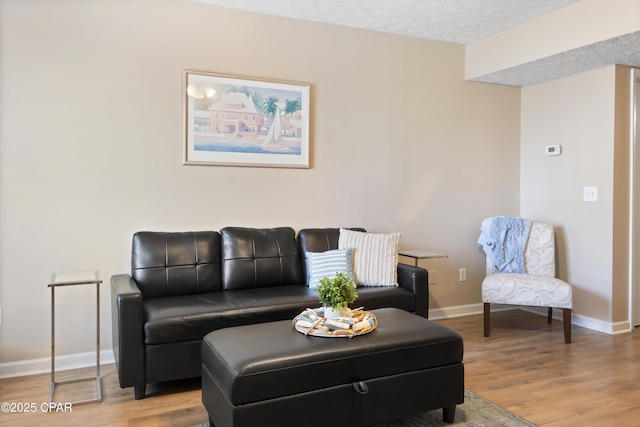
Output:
[[201, 307, 464, 427]]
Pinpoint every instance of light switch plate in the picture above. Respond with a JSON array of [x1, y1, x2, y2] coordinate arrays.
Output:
[[584, 186, 598, 202]]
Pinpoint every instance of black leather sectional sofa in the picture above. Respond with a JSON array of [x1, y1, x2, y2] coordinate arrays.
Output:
[[110, 227, 428, 399]]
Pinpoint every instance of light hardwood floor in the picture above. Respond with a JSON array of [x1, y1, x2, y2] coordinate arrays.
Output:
[[1, 310, 639, 426]]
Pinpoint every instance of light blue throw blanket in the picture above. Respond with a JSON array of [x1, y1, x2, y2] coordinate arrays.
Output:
[[477, 216, 532, 273]]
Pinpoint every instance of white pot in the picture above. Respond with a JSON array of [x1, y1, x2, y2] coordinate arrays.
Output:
[[324, 306, 348, 319]]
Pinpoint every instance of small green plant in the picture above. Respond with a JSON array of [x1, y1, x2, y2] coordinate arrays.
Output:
[[316, 272, 358, 310]]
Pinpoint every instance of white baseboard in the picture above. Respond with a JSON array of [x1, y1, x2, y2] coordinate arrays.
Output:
[[428, 302, 515, 320], [520, 307, 631, 335], [428, 303, 482, 320], [0, 350, 115, 380]]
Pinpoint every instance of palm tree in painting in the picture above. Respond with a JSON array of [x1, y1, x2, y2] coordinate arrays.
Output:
[[263, 96, 279, 121], [284, 99, 300, 115]]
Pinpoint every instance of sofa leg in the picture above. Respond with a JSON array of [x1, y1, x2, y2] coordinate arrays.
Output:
[[209, 416, 216, 427], [563, 308, 572, 344], [547, 307, 553, 323], [443, 405, 456, 423], [134, 383, 146, 400], [483, 303, 490, 337]]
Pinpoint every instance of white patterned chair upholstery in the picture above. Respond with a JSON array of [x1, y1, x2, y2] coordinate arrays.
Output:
[[482, 221, 573, 343]]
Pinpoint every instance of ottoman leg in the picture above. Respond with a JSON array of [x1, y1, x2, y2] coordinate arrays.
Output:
[[443, 405, 457, 423], [134, 383, 146, 400]]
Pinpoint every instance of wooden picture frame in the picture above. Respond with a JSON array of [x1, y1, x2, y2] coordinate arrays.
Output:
[[183, 70, 310, 168]]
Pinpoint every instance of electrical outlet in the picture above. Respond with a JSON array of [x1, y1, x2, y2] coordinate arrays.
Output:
[[459, 268, 467, 282], [429, 270, 437, 285]]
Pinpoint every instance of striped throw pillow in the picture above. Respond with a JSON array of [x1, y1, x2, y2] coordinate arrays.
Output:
[[338, 228, 400, 287], [306, 248, 354, 290]]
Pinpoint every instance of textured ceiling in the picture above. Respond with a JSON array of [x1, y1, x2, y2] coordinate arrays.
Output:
[[192, 0, 580, 44], [192, 0, 640, 86], [475, 31, 640, 87]]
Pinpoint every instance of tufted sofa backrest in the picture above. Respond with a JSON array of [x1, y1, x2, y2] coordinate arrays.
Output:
[[297, 228, 366, 282], [131, 231, 222, 299], [220, 227, 304, 290]]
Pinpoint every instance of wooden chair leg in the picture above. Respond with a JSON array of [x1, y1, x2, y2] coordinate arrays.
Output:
[[547, 307, 553, 323], [563, 308, 572, 343], [484, 303, 490, 337]]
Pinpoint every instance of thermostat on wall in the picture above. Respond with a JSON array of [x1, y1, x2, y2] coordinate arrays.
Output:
[[545, 144, 562, 156]]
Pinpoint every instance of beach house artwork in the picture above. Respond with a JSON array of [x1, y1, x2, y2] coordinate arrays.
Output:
[[184, 71, 310, 168]]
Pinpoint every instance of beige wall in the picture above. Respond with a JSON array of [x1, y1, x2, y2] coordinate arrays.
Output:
[[521, 65, 632, 330], [0, 0, 520, 364]]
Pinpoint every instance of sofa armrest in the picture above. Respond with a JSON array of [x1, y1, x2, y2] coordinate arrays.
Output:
[[110, 274, 145, 389], [397, 264, 429, 318]]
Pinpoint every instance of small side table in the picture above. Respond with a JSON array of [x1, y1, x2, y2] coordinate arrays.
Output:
[[399, 250, 448, 267], [48, 270, 102, 406]]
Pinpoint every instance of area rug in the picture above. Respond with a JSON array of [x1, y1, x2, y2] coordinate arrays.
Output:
[[195, 389, 537, 426]]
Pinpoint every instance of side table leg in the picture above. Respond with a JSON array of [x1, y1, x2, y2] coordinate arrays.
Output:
[[49, 286, 55, 404], [96, 283, 102, 401]]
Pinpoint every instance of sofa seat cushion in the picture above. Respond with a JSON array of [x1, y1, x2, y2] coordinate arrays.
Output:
[[143, 286, 416, 345], [143, 286, 318, 345], [482, 273, 572, 309]]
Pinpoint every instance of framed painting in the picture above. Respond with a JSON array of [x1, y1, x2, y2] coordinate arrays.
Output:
[[183, 70, 310, 168]]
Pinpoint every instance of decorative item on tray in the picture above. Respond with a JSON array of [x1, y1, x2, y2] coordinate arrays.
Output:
[[292, 307, 378, 338], [315, 271, 358, 320]]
